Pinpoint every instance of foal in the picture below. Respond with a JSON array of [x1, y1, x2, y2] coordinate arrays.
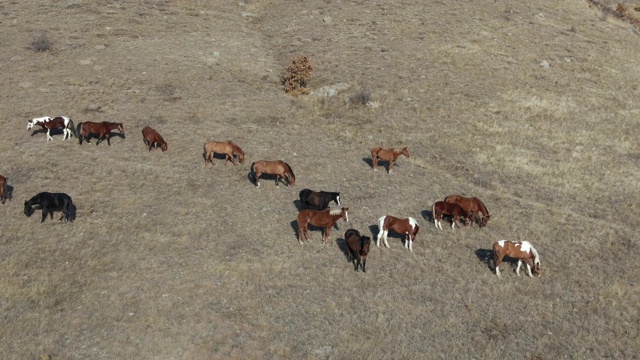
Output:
[[376, 215, 420, 251], [493, 240, 541, 278], [432, 201, 472, 230], [297, 207, 349, 244], [344, 229, 371, 272], [444, 194, 491, 227], [370, 146, 409, 173]]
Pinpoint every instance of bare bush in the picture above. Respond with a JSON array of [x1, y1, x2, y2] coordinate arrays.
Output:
[[348, 88, 373, 107], [282, 55, 313, 95], [30, 34, 53, 52]]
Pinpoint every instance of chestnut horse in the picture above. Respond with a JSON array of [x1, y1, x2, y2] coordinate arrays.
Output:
[[371, 146, 409, 173], [344, 229, 371, 272], [376, 215, 420, 251], [141, 126, 168, 152], [24, 192, 76, 223], [78, 121, 125, 146], [493, 240, 541, 278], [29, 116, 77, 141], [432, 201, 472, 230], [203, 140, 245, 166], [297, 207, 349, 244], [0, 175, 7, 205], [250, 160, 295, 188], [299, 189, 340, 210], [444, 194, 491, 227]]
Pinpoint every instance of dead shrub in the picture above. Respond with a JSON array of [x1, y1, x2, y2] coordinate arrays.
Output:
[[348, 88, 373, 107], [30, 34, 53, 52], [282, 55, 313, 95]]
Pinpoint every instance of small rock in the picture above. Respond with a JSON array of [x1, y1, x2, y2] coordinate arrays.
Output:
[[323, 16, 332, 23], [539, 60, 550, 69]]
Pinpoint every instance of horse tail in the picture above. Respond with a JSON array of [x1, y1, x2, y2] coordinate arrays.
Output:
[[77, 122, 83, 143], [250, 162, 257, 183], [68, 119, 78, 138]]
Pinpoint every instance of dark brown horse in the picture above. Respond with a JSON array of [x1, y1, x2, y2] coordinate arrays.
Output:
[[432, 201, 472, 230], [299, 189, 340, 210], [344, 229, 371, 272], [297, 207, 349, 244], [35, 116, 77, 141], [78, 121, 125, 146], [444, 194, 491, 227], [24, 192, 76, 223], [376, 215, 420, 251], [250, 160, 295, 188], [493, 240, 541, 278], [203, 140, 245, 166], [141, 126, 167, 152], [0, 175, 7, 205], [371, 146, 409, 173]]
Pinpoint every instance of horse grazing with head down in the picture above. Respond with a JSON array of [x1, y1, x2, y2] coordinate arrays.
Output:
[[493, 240, 541, 278], [297, 207, 349, 244], [444, 194, 491, 227], [250, 160, 295, 188], [24, 192, 76, 223], [344, 229, 371, 272], [203, 140, 245, 166], [78, 121, 125, 146], [376, 215, 420, 251], [299, 189, 340, 210], [432, 201, 472, 230], [141, 126, 168, 152], [0, 175, 8, 205], [370, 146, 409, 174]]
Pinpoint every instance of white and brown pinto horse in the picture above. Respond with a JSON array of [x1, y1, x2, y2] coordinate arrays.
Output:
[[444, 194, 491, 227], [493, 240, 541, 278], [28, 116, 77, 141], [432, 201, 472, 230], [376, 215, 420, 251]]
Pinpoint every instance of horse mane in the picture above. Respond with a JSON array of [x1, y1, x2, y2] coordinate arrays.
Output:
[[475, 198, 489, 216], [228, 140, 242, 152], [530, 245, 540, 264], [284, 162, 295, 180], [329, 209, 342, 215], [393, 148, 403, 154]]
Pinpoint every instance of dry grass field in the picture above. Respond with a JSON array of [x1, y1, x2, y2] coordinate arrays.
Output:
[[1, 1, 639, 359]]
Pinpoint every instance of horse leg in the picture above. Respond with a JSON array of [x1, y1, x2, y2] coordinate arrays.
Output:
[[515, 260, 523, 276], [494, 255, 503, 277], [372, 154, 379, 171], [275, 175, 280, 187], [254, 172, 261, 188], [388, 159, 395, 174], [525, 262, 534, 277], [451, 215, 457, 230], [408, 236, 413, 252], [381, 230, 390, 248], [46, 129, 53, 141], [362, 258, 366, 272], [106, 134, 112, 146]]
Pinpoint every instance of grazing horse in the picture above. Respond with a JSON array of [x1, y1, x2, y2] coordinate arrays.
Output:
[[0, 175, 7, 205], [29, 116, 77, 141], [24, 192, 76, 223], [250, 160, 295, 188], [299, 189, 340, 210], [297, 207, 349, 244], [78, 121, 125, 146], [493, 240, 541, 278], [203, 140, 245, 166], [370, 146, 409, 173], [444, 194, 491, 227], [344, 229, 371, 272], [432, 201, 472, 230], [376, 215, 420, 251], [141, 126, 168, 152]]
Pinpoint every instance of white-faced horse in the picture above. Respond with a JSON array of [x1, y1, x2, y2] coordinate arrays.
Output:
[[27, 116, 52, 130]]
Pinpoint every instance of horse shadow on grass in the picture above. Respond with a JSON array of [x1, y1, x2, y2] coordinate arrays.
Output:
[[335, 237, 350, 262], [292, 199, 303, 211], [361, 157, 401, 172], [475, 248, 494, 272], [421, 209, 433, 222], [247, 172, 286, 187], [291, 219, 344, 244]]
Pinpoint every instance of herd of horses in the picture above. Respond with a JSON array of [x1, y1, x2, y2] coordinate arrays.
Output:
[[5, 117, 542, 278]]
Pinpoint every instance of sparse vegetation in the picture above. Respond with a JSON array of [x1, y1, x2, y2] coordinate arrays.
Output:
[[30, 33, 52, 52], [348, 87, 373, 107], [282, 55, 313, 95]]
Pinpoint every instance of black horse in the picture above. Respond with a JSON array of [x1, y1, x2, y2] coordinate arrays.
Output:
[[24, 192, 76, 223], [344, 229, 371, 272], [299, 189, 341, 210]]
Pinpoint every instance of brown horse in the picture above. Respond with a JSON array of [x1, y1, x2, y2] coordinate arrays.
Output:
[[0, 175, 7, 205], [493, 240, 541, 278], [141, 126, 167, 152], [432, 201, 472, 230], [344, 229, 371, 272], [444, 194, 491, 227], [78, 121, 125, 146], [297, 207, 349, 243], [250, 160, 295, 188], [371, 146, 409, 173], [36, 116, 77, 141], [203, 140, 245, 166], [376, 215, 420, 251]]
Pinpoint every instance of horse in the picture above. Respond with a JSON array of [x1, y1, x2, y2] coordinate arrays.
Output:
[[432, 201, 473, 230], [0, 175, 7, 205], [297, 207, 349, 244], [24, 192, 76, 223], [444, 194, 491, 227], [299, 189, 340, 210], [29, 116, 77, 141], [344, 229, 371, 272], [492, 240, 541, 278], [203, 140, 245, 166], [370, 146, 409, 173], [376, 215, 420, 251], [141, 126, 168, 152], [78, 121, 125, 146], [250, 160, 295, 188]]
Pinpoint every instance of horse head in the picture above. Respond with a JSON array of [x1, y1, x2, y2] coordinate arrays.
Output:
[[360, 236, 371, 257], [479, 214, 491, 228], [237, 151, 245, 164], [118, 124, 125, 135], [341, 207, 349, 223], [532, 261, 541, 277], [402, 147, 410, 158], [333, 192, 341, 206], [160, 142, 168, 152], [26, 120, 34, 130], [23, 201, 35, 217]]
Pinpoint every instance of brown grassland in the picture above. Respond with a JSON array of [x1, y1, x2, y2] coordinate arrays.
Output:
[[1, 1, 639, 359]]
